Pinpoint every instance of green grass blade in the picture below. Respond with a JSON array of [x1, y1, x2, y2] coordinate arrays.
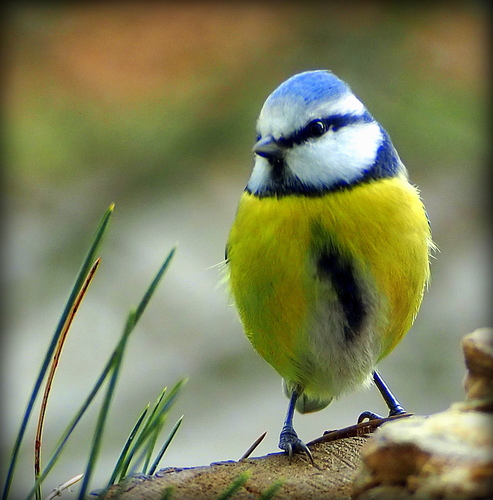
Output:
[[147, 415, 184, 476], [2, 204, 114, 500], [135, 247, 176, 323], [126, 379, 185, 477], [107, 404, 150, 486], [27, 346, 120, 500], [138, 388, 169, 476], [217, 472, 251, 500], [258, 479, 284, 500], [110, 357, 174, 479], [139, 387, 168, 439], [77, 309, 137, 500], [140, 386, 170, 475], [137, 379, 185, 449], [77, 248, 176, 499], [150, 379, 185, 423], [103, 381, 170, 483], [160, 486, 174, 500], [142, 431, 159, 475]]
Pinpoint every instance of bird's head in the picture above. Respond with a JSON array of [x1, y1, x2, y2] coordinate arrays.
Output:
[[247, 70, 404, 197]]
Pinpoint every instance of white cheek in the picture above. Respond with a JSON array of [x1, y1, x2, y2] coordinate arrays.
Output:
[[246, 158, 270, 193], [288, 122, 382, 187]]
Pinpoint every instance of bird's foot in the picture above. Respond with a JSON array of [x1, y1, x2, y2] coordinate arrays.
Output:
[[279, 425, 314, 464], [357, 405, 407, 424], [357, 410, 383, 423]]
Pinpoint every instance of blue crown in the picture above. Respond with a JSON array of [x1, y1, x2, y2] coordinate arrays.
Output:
[[267, 70, 351, 106]]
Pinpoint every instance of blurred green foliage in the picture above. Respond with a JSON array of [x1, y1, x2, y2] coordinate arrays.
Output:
[[5, 3, 486, 207]]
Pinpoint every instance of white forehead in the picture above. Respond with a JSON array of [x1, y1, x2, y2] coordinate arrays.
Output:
[[256, 70, 366, 138]]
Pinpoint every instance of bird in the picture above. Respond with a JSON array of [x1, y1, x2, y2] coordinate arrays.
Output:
[[225, 70, 433, 462]]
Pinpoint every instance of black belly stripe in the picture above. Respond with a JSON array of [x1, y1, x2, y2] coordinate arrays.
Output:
[[317, 249, 366, 342]]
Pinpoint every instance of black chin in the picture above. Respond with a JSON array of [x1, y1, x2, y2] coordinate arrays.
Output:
[[268, 157, 286, 182]]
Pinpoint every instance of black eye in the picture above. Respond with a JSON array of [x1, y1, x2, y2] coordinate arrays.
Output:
[[307, 119, 327, 138]]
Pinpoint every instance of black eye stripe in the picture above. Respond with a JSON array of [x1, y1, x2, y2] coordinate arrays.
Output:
[[278, 111, 374, 148]]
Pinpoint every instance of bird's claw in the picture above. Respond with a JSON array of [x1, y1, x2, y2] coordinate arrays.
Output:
[[357, 410, 383, 423], [279, 426, 314, 464], [358, 405, 408, 423]]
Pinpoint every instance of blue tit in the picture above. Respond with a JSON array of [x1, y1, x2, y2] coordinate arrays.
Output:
[[226, 70, 433, 462]]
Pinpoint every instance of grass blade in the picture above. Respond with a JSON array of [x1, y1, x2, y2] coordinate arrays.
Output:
[[160, 486, 174, 500], [2, 204, 114, 500], [77, 248, 176, 499], [217, 472, 251, 500], [124, 388, 169, 478], [27, 326, 128, 499], [147, 415, 184, 476], [34, 258, 100, 500], [139, 387, 169, 441], [77, 309, 137, 500], [107, 404, 150, 486], [124, 379, 185, 478], [258, 479, 284, 500], [142, 433, 158, 475], [133, 386, 169, 473], [135, 247, 176, 323]]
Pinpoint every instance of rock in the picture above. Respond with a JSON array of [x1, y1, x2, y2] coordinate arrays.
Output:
[[462, 327, 493, 401], [353, 328, 493, 500]]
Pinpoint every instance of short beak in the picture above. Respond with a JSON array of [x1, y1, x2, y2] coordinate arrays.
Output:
[[253, 135, 285, 160]]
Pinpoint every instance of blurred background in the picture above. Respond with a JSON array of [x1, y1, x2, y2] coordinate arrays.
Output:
[[2, 2, 489, 497]]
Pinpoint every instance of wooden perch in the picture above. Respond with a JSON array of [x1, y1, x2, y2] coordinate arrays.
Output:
[[99, 328, 493, 499], [99, 436, 369, 500]]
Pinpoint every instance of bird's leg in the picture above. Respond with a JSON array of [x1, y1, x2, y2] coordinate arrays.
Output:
[[358, 370, 407, 423], [373, 370, 406, 415], [279, 390, 314, 464]]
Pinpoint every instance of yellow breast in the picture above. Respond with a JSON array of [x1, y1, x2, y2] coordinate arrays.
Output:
[[227, 175, 431, 398]]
